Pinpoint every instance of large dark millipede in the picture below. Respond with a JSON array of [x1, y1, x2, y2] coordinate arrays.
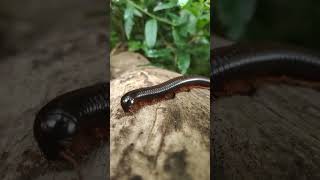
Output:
[[33, 82, 109, 179], [211, 43, 320, 95]]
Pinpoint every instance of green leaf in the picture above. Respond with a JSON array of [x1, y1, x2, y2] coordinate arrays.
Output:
[[176, 10, 189, 25], [128, 41, 143, 51], [144, 48, 172, 59], [124, 5, 135, 39], [133, 9, 143, 17], [145, 19, 158, 48], [168, 12, 180, 24], [177, 52, 190, 74], [184, 3, 201, 17], [197, 15, 210, 29], [186, 14, 197, 34], [154, 2, 176, 11], [111, 31, 119, 49], [178, 0, 189, 7], [189, 44, 210, 56], [112, 0, 210, 76], [172, 28, 183, 46]]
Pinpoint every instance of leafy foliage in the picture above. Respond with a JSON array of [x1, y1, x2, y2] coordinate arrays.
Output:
[[111, 0, 210, 76]]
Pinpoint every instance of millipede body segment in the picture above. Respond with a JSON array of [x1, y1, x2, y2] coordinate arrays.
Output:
[[121, 76, 210, 113], [211, 43, 320, 94]]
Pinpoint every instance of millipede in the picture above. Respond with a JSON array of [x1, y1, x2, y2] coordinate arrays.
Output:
[[33, 82, 109, 179], [32, 42, 320, 179], [120, 76, 210, 113], [211, 43, 320, 96]]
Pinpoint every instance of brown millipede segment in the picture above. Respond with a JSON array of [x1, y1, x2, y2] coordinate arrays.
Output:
[[120, 76, 210, 113]]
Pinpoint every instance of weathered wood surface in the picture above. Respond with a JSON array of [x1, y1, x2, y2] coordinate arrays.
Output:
[[110, 54, 210, 180], [110, 52, 149, 80], [211, 62, 320, 180], [212, 37, 320, 179], [213, 85, 320, 179], [0, 0, 108, 179]]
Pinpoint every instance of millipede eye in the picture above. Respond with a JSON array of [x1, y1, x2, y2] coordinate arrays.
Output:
[[40, 115, 59, 131], [47, 119, 57, 128], [122, 96, 134, 106], [46, 113, 63, 127], [123, 96, 129, 102], [67, 121, 76, 134]]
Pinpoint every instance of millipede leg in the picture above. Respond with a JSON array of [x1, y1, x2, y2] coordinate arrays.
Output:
[[60, 151, 83, 180]]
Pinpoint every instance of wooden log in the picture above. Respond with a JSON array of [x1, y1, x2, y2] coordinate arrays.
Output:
[[213, 84, 320, 180], [110, 52, 149, 80], [110, 66, 210, 180], [211, 36, 320, 179]]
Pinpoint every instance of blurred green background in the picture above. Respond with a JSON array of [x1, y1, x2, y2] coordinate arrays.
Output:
[[214, 0, 320, 50], [111, 0, 211, 76]]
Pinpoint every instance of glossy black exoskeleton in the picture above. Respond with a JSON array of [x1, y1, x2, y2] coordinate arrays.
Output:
[[33, 82, 109, 161]]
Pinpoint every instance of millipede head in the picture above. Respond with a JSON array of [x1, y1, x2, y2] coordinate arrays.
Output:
[[120, 94, 135, 113], [34, 108, 77, 160]]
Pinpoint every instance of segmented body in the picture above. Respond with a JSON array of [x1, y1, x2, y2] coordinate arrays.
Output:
[[121, 76, 210, 112], [33, 82, 109, 160], [211, 43, 320, 93]]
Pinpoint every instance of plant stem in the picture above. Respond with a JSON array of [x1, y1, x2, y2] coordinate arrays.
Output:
[[127, 0, 177, 26]]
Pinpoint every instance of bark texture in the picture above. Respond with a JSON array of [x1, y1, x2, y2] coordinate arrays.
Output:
[[213, 85, 320, 180]]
